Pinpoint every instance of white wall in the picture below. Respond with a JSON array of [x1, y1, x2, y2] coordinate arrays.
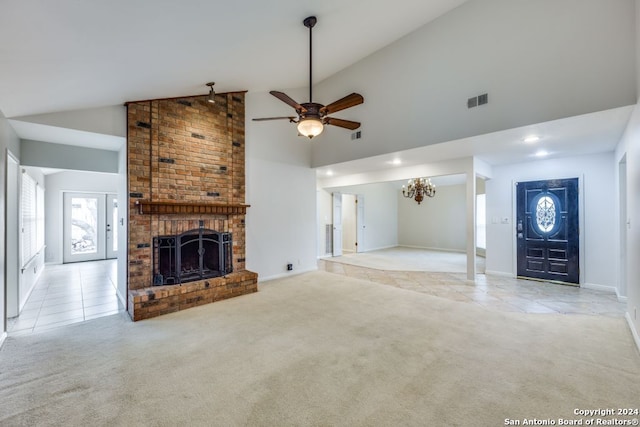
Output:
[[319, 182, 399, 254], [398, 183, 466, 252], [11, 105, 126, 138], [245, 90, 318, 280], [116, 147, 128, 306], [616, 101, 640, 349], [21, 140, 119, 173], [0, 110, 20, 341], [311, 0, 636, 167], [485, 152, 616, 289], [44, 171, 118, 264]]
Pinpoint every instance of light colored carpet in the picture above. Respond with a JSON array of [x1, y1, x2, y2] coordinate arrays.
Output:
[[1, 271, 638, 426], [327, 246, 485, 273]]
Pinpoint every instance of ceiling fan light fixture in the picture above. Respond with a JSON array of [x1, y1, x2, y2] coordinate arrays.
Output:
[[206, 82, 216, 104], [297, 117, 324, 139]]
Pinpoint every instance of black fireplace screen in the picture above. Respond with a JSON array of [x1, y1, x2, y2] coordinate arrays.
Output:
[[153, 226, 232, 285]]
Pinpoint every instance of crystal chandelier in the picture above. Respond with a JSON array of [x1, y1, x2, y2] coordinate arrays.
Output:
[[402, 178, 436, 204]]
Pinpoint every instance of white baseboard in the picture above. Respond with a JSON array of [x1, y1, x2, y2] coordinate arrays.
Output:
[[0, 331, 7, 349], [362, 244, 399, 252], [259, 266, 318, 283], [116, 289, 127, 308], [582, 282, 617, 294], [484, 270, 513, 278], [398, 245, 466, 254], [625, 312, 640, 355]]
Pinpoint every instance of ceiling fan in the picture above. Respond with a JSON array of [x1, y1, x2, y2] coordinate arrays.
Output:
[[253, 16, 364, 139]]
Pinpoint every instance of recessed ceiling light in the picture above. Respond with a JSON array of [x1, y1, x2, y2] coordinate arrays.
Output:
[[391, 159, 402, 165], [523, 135, 540, 143], [535, 150, 548, 157], [326, 170, 334, 176]]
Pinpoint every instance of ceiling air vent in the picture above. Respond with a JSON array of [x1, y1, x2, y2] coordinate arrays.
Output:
[[351, 130, 362, 140]]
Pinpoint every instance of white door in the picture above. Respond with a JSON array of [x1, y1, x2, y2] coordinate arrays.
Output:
[[356, 194, 365, 253], [332, 192, 343, 257], [106, 194, 118, 259], [63, 192, 107, 263]]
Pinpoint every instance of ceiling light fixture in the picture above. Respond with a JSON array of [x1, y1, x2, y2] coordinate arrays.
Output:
[[535, 150, 549, 157], [298, 117, 324, 139], [402, 178, 436, 205], [206, 82, 216, 104], [252, 16, 363, 139], [524, 135, 540, 143]]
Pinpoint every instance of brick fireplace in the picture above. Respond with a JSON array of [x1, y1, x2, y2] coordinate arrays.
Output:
[[126, 91, 257, 321]]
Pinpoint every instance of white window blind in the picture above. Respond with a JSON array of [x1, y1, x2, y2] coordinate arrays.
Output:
[[21, 170, 45, 268], [37, 183, 45, 251]]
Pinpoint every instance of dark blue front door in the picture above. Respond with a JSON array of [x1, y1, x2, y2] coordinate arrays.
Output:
[[516, 178, 579, 284]]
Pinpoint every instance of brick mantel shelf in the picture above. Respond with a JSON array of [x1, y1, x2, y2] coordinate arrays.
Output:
[[135, 200, 250, 216]]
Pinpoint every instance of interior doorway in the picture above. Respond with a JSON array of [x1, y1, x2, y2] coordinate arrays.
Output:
[[63, 192, 118, 263], [332, 192, 364, 256]]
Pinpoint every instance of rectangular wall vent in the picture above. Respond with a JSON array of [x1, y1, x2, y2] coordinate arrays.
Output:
[[468, 93, 489, 109], [351, 130, 362, 140]]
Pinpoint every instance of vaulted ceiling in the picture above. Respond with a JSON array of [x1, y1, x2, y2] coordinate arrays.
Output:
[[0, 0, 469, 118]]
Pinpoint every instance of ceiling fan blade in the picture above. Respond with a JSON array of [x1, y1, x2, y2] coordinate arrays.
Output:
[[320, 93, 364, 115], [324, 117, 361, 130], [252, 116, 297, 122], [270, 91, 307, 113]]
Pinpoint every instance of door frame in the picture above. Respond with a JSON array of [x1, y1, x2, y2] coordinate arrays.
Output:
[[106, 194, 118, 259], [332, 192, 342, 257], [511, 175, 585, 285], [63, 192, 110, 263]]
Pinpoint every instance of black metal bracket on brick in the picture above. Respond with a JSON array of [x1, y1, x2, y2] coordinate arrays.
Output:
[[159, 158, 175, 164], [130, 192, 144, 198], [232, 141, 241, 147], [137, 243, 151, 249], [191, 133, 205, 140], [207, 192, 220, 197], [177, 100, 193, 106], [237, 258, 246, 263], [136, 121, 151, 129]]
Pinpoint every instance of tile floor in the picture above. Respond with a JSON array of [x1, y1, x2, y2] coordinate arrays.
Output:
[[319, 259, 626, 317], [8, 259, 125, 335]]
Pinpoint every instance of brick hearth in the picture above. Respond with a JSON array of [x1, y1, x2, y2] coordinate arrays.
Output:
[[126, 91, 257, 321]]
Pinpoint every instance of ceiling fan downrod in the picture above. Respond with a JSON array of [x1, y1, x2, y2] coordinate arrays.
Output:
[[303, 16, 317, 104]]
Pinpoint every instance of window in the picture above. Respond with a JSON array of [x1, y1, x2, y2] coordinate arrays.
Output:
[[21, 170, 45, 267]]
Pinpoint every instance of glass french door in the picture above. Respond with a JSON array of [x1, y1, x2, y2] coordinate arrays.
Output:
[[63, 192, 118, 263]]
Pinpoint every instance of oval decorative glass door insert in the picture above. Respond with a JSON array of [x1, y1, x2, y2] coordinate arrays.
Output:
[[535, 195, 556, 233]]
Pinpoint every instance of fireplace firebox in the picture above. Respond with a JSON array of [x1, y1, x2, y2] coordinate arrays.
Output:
[[153, 225, 232, 285]]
